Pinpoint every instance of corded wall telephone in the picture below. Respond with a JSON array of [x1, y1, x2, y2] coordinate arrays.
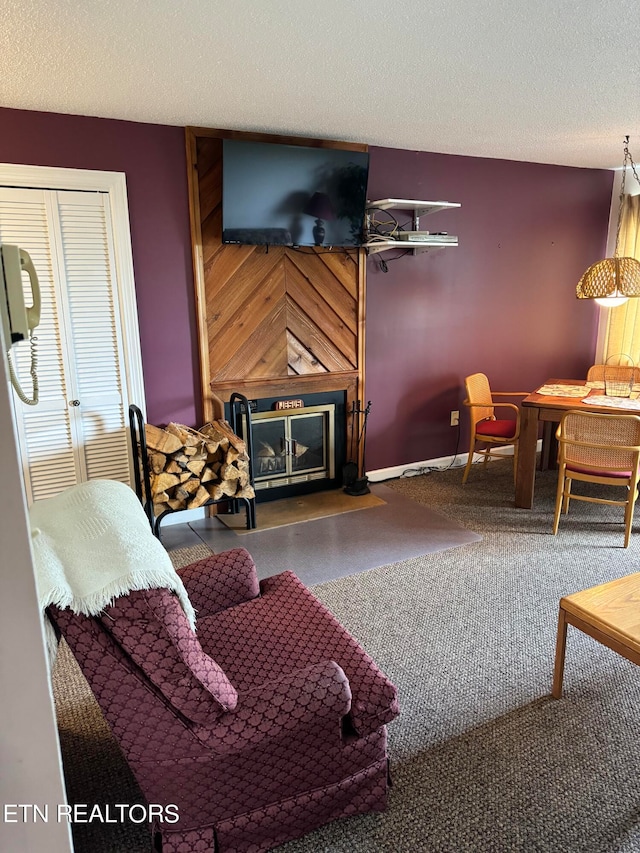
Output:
[[0, 243, 41, 405]]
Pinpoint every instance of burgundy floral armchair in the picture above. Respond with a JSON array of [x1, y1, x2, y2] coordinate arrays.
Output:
[[48, 548, 399, 852]]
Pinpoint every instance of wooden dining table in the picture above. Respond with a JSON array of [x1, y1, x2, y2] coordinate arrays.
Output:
[[515, 379, 640, 509]]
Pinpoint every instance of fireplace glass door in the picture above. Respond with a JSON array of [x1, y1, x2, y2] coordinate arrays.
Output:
[[250, 404, 335, 491]]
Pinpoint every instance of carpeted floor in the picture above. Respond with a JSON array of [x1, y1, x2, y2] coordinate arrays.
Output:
[[52, 459, 640, 852]]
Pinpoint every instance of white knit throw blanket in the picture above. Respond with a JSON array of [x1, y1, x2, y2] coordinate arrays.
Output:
[[29, 479, 196, 663]]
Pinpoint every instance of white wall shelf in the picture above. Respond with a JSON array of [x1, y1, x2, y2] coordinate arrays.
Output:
[[365, 198, 460, 256], [364, 239, 459, 256], [367, 198, 461, 217]]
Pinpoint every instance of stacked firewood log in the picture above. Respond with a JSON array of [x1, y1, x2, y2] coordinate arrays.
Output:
[[142, 420, 254, 517]]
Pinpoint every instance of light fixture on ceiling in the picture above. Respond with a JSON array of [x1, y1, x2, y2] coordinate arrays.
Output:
[[576, 136, 640, 307]]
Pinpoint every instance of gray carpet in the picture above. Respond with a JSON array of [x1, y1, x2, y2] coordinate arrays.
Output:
[[52, 459, 640, 852]]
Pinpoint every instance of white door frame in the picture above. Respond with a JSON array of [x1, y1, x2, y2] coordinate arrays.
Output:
[[0, 163, 146, 417]]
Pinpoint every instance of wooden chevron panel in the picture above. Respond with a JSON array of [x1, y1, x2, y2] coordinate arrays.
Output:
[[287, 251, 358, 335], [203, 245, 358, 381], [187, 128, 366, 426], [284, 257, 357, 363], [208, 253, 287, 374], [285, 299, 354, 373], [286, 329, 327, 375], [216, 299, 289, 380]]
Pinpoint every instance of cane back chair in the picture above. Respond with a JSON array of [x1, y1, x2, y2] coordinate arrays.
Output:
[[552, 410, 640, 548], [462, 372, 528, 486]]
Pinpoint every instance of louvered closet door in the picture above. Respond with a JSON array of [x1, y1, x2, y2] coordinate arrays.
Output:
[[54, 191, 132, 485], [0, 187, 137, 503]]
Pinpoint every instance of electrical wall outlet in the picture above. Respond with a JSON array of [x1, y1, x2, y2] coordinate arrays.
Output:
[[450, 410, 460, 427]]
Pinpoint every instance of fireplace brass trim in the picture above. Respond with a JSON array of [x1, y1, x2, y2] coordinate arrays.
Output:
[[249, 404, 336, 490]]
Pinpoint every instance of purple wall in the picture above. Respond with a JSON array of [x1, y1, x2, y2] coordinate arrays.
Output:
[[365, 147, 613, 470], [0, 108, 614, 469], [0, 107, 198, 427]]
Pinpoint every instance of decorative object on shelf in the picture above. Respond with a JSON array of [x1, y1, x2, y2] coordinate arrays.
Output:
[[304, 192, 335, 246], [576, 136, 640, 307]]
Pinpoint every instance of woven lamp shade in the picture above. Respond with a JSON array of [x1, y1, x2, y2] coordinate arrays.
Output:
[[576, 256, 640, 299]]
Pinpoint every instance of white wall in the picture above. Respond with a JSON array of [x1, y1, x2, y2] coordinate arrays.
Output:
[[0, 337, 72, 852]]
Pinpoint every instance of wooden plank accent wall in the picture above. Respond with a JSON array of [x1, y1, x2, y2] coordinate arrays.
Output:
[[185, 127, 368, 463]]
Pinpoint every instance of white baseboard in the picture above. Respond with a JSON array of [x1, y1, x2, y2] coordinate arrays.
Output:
[[367, 440, 542, 483]]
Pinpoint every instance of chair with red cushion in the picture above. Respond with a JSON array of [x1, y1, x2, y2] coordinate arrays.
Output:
[[462, 372, 528, 486], [47, 547, 399, 852], [552, 410, 640, 548]]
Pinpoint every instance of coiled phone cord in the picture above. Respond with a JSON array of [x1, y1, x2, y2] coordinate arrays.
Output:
[[8, 334, 39, 405]]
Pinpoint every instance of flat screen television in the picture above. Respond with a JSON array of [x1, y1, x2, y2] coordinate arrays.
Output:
[[222, 139, 369, 248]]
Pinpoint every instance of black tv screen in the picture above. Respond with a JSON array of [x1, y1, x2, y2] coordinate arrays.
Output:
[[222, 139, 369, 248]]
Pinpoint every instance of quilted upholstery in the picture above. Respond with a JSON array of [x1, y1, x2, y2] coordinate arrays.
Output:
[[177, 548, 260, 617], [98, 589, 238, 723], [48, 547, 399, 853], [197, 570, 399, 737]]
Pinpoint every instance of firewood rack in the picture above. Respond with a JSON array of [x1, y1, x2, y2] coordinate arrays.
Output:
[[128, 402, 256, 538]]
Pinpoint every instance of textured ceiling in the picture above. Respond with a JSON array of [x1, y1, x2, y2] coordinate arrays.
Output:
[[1, 0, 639, 169]]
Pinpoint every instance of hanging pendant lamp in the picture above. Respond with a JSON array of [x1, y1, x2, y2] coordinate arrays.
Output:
[[577, 136, 640, 306]]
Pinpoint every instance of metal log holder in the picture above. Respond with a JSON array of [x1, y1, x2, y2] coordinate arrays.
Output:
[[128, 403, 256, 538]]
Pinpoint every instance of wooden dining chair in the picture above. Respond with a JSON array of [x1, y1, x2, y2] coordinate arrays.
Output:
[[462, 373, 528, 485], [586, 364, 640, 383], [552, 410, 640, 548]]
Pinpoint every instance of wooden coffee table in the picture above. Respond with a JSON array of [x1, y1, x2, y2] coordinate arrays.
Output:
[[552, 572, 640, 698]]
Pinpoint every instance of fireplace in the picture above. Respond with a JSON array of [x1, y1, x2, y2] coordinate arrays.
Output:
[[226, 390, 346, 503]]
